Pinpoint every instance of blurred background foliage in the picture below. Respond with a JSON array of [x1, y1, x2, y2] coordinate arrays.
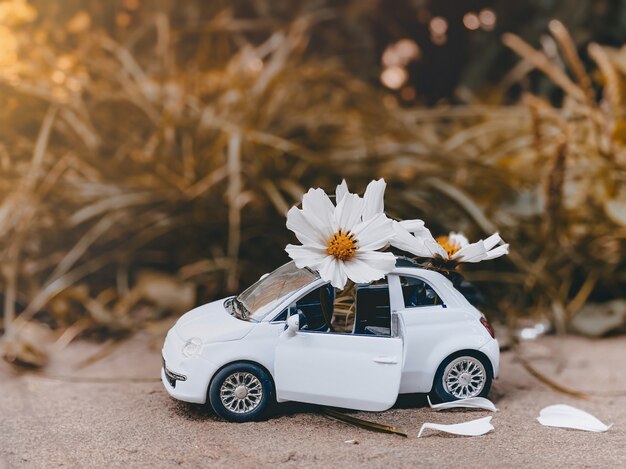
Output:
[[1, 0, 626, 366]]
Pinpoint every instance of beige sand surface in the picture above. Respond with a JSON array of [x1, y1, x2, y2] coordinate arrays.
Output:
[[1, 334, 625, 468]]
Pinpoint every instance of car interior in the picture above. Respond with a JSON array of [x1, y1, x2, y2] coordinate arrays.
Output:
[[295, 283, 335, 331], [281, 282, 393, 336], [400, 276, 442, 307], [277, 275, 442, 337], [353, 285, 392, 336]]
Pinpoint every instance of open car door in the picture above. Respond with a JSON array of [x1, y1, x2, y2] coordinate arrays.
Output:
[[274, 329, 403, 411]]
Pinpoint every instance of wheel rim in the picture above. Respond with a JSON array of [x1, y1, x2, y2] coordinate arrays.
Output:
[[442, 356, 486, 399], [219, 372, 263, 414]]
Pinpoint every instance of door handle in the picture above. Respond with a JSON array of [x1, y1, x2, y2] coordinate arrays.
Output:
[[372, 356, 398, 364]]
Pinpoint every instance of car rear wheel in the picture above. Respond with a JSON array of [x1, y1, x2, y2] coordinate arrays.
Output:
[[209, 363, 274, 422], [430, 351, 493, 403]]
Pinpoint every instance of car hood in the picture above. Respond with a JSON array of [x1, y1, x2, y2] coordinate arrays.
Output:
[[173, 298, 255, 343]]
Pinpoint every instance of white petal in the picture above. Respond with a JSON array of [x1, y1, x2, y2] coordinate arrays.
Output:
[[317, 256, 348, 289], [391, 222, 427, 254], [333, 262, 348, 289], [301, 188, 335, 239], [341, 260, 377, 285], [352, 214, 394, 251], [484, 244, 509, 260], [418, 416, 494, 438], [285, 244, 327, 270], [448, 232, 469, 248], [483, 232, 502, 251], [413, 225, 447, 257], [452, 240, 488, 263], [428, 396, 498, 412], [286, 207, 327, 249], [334, 193, 363, 232], [353, 250, 397, 271], [398, 219, 426, 234], [316, 256, 334, 282], [362, 179, 386, 221], [537, 405, 612, 433], [424, 237, 449, 258], [391, 222, 447, 258], [335, 179, 349, 204], [342, 251, 396, 284], [411, 225, 438, 244]]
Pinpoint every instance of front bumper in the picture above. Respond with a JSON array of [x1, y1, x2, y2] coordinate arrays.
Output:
[[162, 356, 187, 388], [161, 330, 218, 404]]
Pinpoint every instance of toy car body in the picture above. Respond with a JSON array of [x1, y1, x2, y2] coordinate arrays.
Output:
[[161, 257, 499, 422]]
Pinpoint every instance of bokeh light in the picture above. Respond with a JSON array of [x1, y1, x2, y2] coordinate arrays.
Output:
[[429, 16, 448, 45], [382, 46, 401, 67], [381, 66, 408, 90], [463, 12, 480, 31], [429, 16, 448, 36], [395, 39, 420, 61], [382, 39, 420, 67], [479, 9, 497, 31]]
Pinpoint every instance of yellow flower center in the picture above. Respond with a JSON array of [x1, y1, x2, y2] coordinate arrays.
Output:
[[327, 229, 358, 261], [436, 235, 461, 258]]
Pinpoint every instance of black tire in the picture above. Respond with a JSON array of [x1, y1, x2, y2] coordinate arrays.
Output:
[[429, 350, 493, 403], [209, 362, 274, 422]]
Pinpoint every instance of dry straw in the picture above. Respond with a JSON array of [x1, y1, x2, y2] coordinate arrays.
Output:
[[0, 4, 625, 367]]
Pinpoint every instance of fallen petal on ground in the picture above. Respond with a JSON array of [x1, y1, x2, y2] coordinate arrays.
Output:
[[418, 416, 494, 438], [537, 404, 612, 432], [428, 396, 497, 412]]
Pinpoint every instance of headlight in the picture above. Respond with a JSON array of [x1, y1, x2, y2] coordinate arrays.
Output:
[[182, 337, 202, 358]]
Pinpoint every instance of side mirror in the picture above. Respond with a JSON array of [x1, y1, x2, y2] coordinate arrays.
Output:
[[285, 314, 299, 334]]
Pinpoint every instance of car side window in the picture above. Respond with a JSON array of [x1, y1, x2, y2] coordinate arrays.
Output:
[[292, 283, 335, 331], [353, 278, 392, 336], [400, 276, 443, 308], [271, 308, 289, 322], [280, 278, 395, 335]]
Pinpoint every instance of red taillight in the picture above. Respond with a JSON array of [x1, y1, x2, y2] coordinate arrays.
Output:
[[480, 317, 495, 338]]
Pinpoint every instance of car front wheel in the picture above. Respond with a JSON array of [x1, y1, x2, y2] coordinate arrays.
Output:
[[430, 351, 493, 403], [208, 363, 274, 422]]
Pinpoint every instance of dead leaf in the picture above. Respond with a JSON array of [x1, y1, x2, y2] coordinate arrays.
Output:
[[323, 408, 407, 437]]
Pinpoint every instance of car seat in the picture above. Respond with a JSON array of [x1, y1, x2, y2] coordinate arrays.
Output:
[[353, 285, 391, 336]]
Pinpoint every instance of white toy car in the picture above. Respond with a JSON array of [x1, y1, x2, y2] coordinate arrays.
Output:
[[161, 257, 499, 422]]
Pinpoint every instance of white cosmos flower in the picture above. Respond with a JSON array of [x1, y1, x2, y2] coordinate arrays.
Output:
[[392, 222, 509, 264], [285, 184, 396, 289]]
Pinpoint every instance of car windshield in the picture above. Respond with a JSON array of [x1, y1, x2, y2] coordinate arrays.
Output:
[[236, 262, 319, 321]]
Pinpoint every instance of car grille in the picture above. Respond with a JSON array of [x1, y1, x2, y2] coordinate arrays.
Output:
[[162, 356, 187, 388]]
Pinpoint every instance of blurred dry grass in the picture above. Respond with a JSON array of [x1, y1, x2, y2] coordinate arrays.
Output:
[[0, 2, 625, 366]]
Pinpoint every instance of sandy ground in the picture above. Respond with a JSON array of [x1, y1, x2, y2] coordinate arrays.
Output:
[[1, 333, 625, 469]]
